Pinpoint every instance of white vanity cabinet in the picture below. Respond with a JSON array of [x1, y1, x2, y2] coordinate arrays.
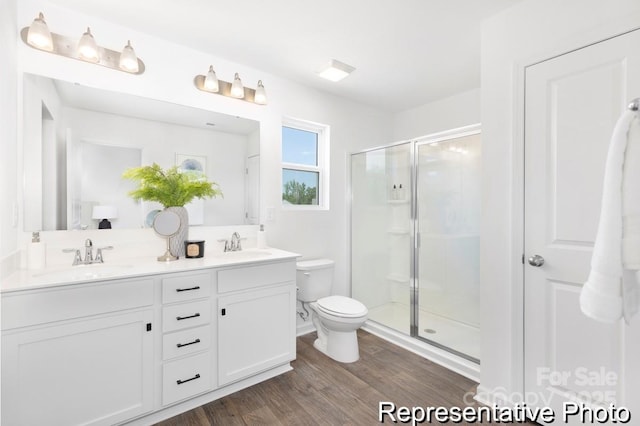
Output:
[[217, 261, 297, 386], [160, 271, 215, 406], [1, 278, 155, 426], [1, 255, 298, 425]]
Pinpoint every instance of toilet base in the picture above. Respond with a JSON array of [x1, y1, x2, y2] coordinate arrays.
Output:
[[314, 329, 360, 363]]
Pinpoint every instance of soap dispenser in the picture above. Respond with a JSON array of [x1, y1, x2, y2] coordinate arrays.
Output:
[[257, 224, 267, 249], [27, 231, 46, 270]]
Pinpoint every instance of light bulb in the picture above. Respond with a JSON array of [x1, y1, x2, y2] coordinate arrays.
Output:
[[230, 73, 244, 98], [77, 27, 99, 62], [27, 12, 53, 51], [119, 40, 139, 72], [254, 80, 267, 105], [204, 65, 219, 92]]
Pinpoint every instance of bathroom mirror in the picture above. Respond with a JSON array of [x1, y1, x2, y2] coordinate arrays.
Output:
[[22, 73, 261, 232], [153, 210, 181, 262]]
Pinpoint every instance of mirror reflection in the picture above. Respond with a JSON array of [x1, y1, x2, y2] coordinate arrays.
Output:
[[22, 74, 260, 231]]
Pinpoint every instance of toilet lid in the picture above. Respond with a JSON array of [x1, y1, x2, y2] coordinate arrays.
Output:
[[316, 295, 368, 317]]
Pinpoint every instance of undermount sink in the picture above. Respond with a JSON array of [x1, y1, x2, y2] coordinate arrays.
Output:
[[215, 250, 272, 260], [32, 263, 134, 281]]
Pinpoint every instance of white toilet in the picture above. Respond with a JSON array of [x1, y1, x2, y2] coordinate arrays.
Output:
[[296, 259, 368, 363]]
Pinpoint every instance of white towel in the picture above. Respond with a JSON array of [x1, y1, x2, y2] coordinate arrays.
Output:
[[580, 109, 639, 323]]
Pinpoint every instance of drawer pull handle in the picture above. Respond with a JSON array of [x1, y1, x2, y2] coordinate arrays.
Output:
[[176, 373, 201, 385], [176, 313, 201, 321], [176, 286, 200, 292], [177, 338, 201, 348]]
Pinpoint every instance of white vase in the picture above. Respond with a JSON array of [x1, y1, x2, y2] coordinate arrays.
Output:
[[167, 206, 188, 258]]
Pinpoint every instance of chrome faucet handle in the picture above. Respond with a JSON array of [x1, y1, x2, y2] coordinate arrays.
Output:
[[235, 237, 247, 251], [94, 246, 113, 263], [62, 248, 83, 266], [217, 239, 231, 252]]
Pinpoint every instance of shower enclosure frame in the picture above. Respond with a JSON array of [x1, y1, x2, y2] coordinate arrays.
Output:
[[349, 123, 481, 365]]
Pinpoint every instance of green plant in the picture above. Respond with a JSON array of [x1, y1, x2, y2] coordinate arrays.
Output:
[[123, 163, 222, 207]]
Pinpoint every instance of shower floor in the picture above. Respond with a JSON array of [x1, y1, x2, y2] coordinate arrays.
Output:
[[367, 302, 480, 360]]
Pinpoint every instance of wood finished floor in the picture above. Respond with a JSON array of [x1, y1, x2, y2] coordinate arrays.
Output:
[[156, 330, 520, 425]]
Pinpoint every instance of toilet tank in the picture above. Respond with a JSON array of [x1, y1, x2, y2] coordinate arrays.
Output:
[[296, 259, 334, 302]]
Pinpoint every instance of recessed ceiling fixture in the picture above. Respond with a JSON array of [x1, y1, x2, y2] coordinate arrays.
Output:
[[194, 67, 267, 105], [317, 59, 355, 82], [21, 11, 145, 74]]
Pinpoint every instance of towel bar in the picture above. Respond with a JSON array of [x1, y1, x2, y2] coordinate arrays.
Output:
[[629, 98, 640, 111]]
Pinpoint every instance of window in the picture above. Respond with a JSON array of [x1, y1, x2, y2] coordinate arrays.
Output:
[[281, 118, 329, 209]]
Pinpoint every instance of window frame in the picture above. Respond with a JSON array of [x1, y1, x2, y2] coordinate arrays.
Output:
[[281, 117, 330, 210]]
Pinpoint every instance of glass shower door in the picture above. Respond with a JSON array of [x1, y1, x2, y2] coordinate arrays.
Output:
[[351, 143, 412, 335], [415, 133, 481, 361]]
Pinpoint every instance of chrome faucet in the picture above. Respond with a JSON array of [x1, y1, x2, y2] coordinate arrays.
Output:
[[63, 239, 113, 266], [84, 239, 94, 264], [230, 232, 242, 251], [218, 232, 245, 252]]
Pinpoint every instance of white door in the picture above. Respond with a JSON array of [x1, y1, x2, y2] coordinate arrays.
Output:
[[524, 29, 640, 420]]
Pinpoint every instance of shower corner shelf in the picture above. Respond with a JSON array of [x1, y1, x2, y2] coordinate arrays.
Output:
[[387, 228, 410, 235], [386, 273, 410, 284]]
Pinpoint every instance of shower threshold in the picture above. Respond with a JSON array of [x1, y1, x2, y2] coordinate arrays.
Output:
[[367, 302, 480, 361]]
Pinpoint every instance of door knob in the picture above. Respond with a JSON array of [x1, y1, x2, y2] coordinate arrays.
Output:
[[528, 254, 545, 267]]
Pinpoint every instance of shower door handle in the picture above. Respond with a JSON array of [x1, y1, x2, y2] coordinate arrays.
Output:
[[528, 254, 545, 267]]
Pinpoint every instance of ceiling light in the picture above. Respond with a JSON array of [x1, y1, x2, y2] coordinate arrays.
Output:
[[204, 65, 219, 92], [193, 68, 267, 105], [26, 12, 53, 51], [20, 12, 145, 74], [119, 40, 139, 73], [77, 27, 99, 62], [317, 59, 355, 82], [230, 73, 245, 98], [254, 80, 267, 105]]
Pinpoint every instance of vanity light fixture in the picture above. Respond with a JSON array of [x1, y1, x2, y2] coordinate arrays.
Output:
[[230, 73, 245, 98], [20, 12, 145, 74], [26, 12, 53, 51], [203, 65, 219, 92], [77, 27, 99, 62], [119, 40, 139, 73], [194, 68, 267, 105], [317, 59, 355, 82], [254, 80, 267, 105]]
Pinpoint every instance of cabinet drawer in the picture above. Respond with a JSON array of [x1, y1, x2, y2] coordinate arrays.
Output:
[[162, 273, 211, 304], [162, 300, 211, 333], [162, 352, 212, 406], [2, 278, 154, 330], [217, 261, 295, 293], [162, 325, 211, 361]]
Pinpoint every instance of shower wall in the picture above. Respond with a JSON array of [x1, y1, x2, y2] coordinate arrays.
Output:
[[351, 129, 481, 361], [351, 143, 412, 334]]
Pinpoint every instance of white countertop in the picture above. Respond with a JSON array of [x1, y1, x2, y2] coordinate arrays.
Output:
[[2, 248, 300, 293]]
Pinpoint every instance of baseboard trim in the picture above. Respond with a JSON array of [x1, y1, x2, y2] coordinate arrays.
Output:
[[296, 321, 315, 337], [362, 321, 480, 382]]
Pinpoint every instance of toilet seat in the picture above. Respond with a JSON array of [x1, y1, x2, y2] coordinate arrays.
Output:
[[316, 295, 367, 318]]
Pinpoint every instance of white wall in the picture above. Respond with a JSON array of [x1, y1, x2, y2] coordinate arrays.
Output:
[[392, 88, 480, 142], [480, 0, 640, 408], [0, 0, 18, 279], [10, 0, 393, 298]]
